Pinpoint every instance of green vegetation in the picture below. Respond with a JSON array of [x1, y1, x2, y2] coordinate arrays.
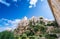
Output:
[[45, 34, 57, 39], [0, 17, 59, 39], [47, 21, 58, 27], [0, 31, 14, 39]]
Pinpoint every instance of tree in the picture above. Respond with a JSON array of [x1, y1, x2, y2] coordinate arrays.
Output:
[[45, 34, 58, 39], [0, 31, 14, 39], [47, 21, 58, 27]]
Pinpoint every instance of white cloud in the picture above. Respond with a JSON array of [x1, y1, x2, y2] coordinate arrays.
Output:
[[8, 19, 21, 26], [5, 23, 9, 26], [29, 5, 33, 8], [44, 18, 54, 21], [13, 0, 17, 2], [0, 0, 10, 6], [0, 27, 6, 32], [5, 27, 12, 31], [0, 27, 12, 32], [29, 0, 38, 8], [0, 18, 21, 32], [24, 16, 28, 20], [41, 0, 44, 2]]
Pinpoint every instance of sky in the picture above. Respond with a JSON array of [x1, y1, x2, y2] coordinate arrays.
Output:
[[0, 0, 54, 31]]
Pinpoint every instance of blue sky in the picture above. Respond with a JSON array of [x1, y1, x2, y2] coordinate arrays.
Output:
[[0, 0, 54, 31]]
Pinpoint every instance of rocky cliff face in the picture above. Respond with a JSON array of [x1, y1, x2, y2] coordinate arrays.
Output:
[[48, 0, 60, 26]]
